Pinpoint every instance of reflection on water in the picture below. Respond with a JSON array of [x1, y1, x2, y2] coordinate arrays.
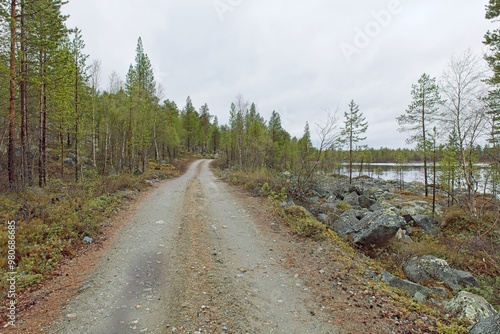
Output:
[[335, 163, 497, 195], [336, 163, 426, 183]]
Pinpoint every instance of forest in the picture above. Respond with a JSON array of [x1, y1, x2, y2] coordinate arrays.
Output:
[[0, 0, 499, 202], [0, 1, 499, 327]]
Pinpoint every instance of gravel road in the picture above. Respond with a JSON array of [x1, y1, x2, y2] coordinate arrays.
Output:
[[48, 160, 339, 334]]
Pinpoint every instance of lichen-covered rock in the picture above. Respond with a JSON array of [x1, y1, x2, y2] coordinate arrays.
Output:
[[403, 256, 479, 291], [469, 312, 500, 334], [446, 291, 496, 324], [381, 271, 446, 301], [343, 192, 360, 207], [359, 195, 376, 209], [329, 210, 364, 237], [412, 214, 441, 235], [330, 209, 404, 247], [353, 209, 405, 247]]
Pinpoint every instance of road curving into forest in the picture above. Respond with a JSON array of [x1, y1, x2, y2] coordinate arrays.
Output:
[[47, 159, 339, 334]]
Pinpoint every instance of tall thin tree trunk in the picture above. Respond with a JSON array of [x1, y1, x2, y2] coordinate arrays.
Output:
[[422, 100, 428, 197], [75, 68, 79, 182], [38, 48, 45, 187], [8, 0, 17, 190], [60, 119, 65, 177], [42, 86, 47, 185], [20, 0, 30, 187]]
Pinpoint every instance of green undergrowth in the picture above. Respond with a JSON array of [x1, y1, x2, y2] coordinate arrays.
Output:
[[219, 166, 474, 333], [0, 159, 188, 300]]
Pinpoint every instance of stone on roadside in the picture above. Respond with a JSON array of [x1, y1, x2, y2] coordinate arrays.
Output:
[[469, 312, 500, 334], [446, 291, 497, 324], [330, 209, 404, 247], [403, 255, 479, 291], [353, 209, 405, 247], [83, 236, 93, 244], [329, 210, 364, 237], [381, 271, 434, 301]]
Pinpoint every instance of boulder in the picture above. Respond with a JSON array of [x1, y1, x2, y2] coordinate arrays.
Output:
[[413, 214, 441, 235], [317, 213, 329, 223], [403, 256, 479, 291], [343, 184, 363, 195], [395, 228, 413, 243], [359, 195, 376, 209], [446, 291, 496, 324], [381, 271, 447, 301], [343, 192, 360, 207], [330, 209, 405, 247], [353, 209, 405, 247], [469, 312, 500, 334], [329, 210, 365, 237]]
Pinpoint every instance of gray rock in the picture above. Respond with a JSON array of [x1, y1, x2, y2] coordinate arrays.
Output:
[[413, 214, 441, 235], [403, 255, 479, 291], [343, 184, 363, 195], [63, 158, 75, 167], [353, 209, 405, 247], [396, 228, 413, 244], [280, 201, 295, 207], [446, 291, 497, 324], [329, 210, 365, 237], [317, 214, 329, 223], [469, 312, 500, 334], [83, 236, 93, 244], [330, 209, 405, 247], [368, 202, 382, 212], [413, 291, 427, 303], [359, 195, 376, 209], [343, 192, 360, 207], [381, 271, 434, 300], [307, 196, 320, 205]]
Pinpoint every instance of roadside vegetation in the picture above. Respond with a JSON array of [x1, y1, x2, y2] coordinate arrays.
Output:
[[216, 164, 498, 333], [0, 158, 190, 302]]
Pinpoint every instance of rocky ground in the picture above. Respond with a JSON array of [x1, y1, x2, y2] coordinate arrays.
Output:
[[297, 174, 499, 333]]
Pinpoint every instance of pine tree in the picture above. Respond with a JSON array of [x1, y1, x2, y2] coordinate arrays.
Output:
[[7, 0, 17, 190], [397, 73, 444, 196], [70, 27, 88, 182], [485, 0, 500, 84], [340, 100, 368, 184]]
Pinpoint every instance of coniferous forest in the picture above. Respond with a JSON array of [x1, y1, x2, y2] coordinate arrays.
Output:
[[0, 1, 499, 327], [0, 1, 499, 197]]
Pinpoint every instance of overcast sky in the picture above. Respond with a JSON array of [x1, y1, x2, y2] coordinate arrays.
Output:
[[62, 0, 495, 148]]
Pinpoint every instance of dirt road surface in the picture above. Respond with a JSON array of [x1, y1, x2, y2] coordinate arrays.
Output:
[[46, 160, 340, 334]]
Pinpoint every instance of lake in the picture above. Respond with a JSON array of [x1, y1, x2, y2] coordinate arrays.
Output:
[[335, 163, 497, 195]]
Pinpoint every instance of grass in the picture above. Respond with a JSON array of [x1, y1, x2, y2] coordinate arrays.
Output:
[[218, 166, 492, 333], [0, 158, 189, 299]]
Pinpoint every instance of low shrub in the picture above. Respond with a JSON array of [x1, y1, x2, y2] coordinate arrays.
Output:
[[278, 205, 327, 240]]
